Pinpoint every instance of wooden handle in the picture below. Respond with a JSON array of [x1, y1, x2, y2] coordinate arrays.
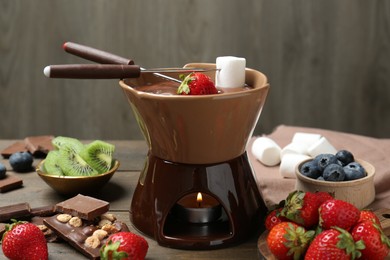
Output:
[[63, 42, 134, 65]]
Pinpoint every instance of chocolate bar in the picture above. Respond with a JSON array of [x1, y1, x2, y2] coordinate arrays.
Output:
[[0, 141, 27, 158], [1, 135, 54, 158], [55, 194, 109, 220], [44, 213, 129, 259], [30, 205, 56, 217], [0, 175, 23, 193], [0, 202, 31, 222], [24, 135, 54, 156]]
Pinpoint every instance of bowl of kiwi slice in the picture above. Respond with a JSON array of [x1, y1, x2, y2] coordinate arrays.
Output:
[[36, 136, 119, 195]]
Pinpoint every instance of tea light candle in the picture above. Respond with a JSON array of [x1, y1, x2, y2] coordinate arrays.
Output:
[[174, 192, 222, 224]]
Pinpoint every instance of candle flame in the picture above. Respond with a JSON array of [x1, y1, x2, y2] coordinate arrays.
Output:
[[197, 192, 203, 203]]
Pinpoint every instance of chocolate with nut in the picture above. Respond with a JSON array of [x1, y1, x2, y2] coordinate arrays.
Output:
[[44, 213, 129, 260], [55, 194, 109, 221]]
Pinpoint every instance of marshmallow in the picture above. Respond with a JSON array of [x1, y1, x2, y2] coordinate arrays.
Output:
[[216, 56, 246, 88], [307, 136, 337, 157], [291, 132, 322, 147], [280, 142, 309, 158], [251, 137, 281, 166], [279, 154, 311, 178]]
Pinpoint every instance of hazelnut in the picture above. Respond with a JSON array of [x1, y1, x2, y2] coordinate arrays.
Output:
[[56, 214, 72, 223], [84, 236, 100, 249], [92, 229, 108, 240], [101, 223, 119, 234], [36, 224, 48, 232], [101, 213, 116, 222], [98, 219, 112, 228], [68, 216, 83, 227]]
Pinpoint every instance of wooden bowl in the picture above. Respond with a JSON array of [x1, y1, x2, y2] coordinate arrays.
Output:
[[295, 159, 375, 209], [36, 159, 119, 196]]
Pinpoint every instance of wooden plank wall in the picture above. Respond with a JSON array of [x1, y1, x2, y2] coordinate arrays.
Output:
[[1, 0, 390, 140]]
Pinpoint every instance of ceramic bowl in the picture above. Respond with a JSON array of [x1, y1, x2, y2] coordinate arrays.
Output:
[[295, 159, 375, 209], [36, 159, 119, 196]]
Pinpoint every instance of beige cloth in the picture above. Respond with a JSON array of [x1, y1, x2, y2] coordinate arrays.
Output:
[[248, 125, 390, 210]]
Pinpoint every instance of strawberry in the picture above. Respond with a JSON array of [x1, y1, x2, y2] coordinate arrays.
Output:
[[1, 221, 48, 260], [266, 222, 314, 260], [358, 209, 381, 227], [315, 191, 334, 204], [304, 227, 365, 260], [265, 208, 287, 231], [319, 199, 360, 230], [280, 190, 321, 228], [351, 220, 390, 260], [177, 72, 218, 95], [100, 231, 148, 260]]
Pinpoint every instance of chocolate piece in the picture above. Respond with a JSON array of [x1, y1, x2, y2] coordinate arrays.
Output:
[[55, 194, 109, 220], [0, 175, 23, 193], [43, 213, 129, 259], [1, 141, 27, 158], [30, 205, 56, 217], [0, 202, 31, 222], [24, 135, 54, 155]]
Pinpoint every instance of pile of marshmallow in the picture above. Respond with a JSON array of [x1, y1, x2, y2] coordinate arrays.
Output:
[[251, 132, 337, 178]]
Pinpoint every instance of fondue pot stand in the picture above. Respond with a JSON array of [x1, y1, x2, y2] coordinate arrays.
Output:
[[119, 63, 270, 249]]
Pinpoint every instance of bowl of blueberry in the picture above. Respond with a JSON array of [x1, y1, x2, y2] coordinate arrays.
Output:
[[295, 150, 375, 209]]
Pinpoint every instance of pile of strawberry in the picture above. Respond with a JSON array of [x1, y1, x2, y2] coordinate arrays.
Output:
[[265, 190, 390, 259]]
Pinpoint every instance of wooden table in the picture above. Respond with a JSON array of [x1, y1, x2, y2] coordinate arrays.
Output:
[[0, 140, 260, 260]]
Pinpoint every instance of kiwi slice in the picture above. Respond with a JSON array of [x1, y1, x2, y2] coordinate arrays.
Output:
[[80, 140, 115, 174], [52, 136, 84, 153], [42, 150, 63, 176], [58, 147, 98, 176]]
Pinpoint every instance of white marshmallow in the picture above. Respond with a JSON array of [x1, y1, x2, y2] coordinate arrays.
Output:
[[279, 154, 311, 178], [291, 132, 322, 147], [251, 137, 281, 166], [280, 142, 309, 158], [216, 56, 246, 88], [307, 136, 337, 157]]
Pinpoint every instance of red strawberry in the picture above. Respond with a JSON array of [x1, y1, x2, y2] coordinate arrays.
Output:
[[319, 199, 360, 230], [315, 191, 334, 204], [304, 227, 365, 260], [100, 231, 148, 260], [265, 208, 287, 231], [351, 220, 390, 260], [266, 222, 314, 260], [358, 209, 381, 226], [280, 190, 321, 228], [1, 221, 48, 260], [177, 72, 218, 95]]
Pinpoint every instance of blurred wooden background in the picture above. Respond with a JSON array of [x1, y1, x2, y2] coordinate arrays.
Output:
[[1, 0, 390, 140]]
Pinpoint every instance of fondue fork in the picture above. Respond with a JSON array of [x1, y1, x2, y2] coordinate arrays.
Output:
[[43, 64, 214, 80], [58, 42, 217, 82]]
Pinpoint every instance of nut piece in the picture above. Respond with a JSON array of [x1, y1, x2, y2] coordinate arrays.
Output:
[[101, 223, 119, 234], [92, 229, 108, 240], [56, 214, 72, 223], [101, 213, 117, 222], [98, 219, 112, 228], [68, 216, 83, 227], [84, 236, 100, 249], [36, 224, 48, 232]]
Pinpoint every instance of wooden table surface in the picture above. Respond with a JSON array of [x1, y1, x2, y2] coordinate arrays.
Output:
[[0, 140, 260, 260]]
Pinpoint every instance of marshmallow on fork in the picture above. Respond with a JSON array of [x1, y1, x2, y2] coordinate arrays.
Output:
[[216, 56, 246, 88]]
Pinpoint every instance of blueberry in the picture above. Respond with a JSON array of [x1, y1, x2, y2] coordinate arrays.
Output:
[[317, 176, 325, 181], [300, 160, 321, 179], [0, 163, 6, 179], [9, 152, 34, 172], [344, 162, 366, 181], [336, 150, 354, 166], [314, 154, 338, 171], [323, 164, 345, 181]]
